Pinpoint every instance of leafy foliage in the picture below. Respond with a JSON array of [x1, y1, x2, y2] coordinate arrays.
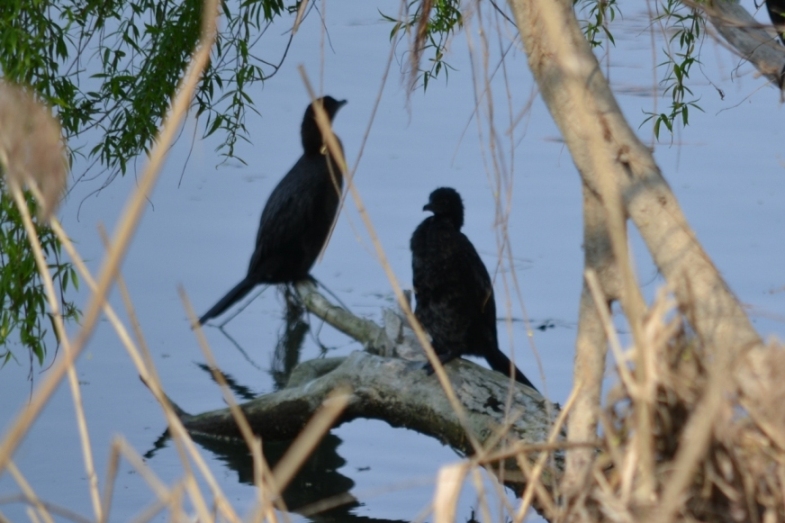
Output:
[[0, 0, 291, 369], [642, 0, 705, 139], [382, 0, 462, 90], [0, 179, 79, 369], [0, 0, 292, 173], [575, 0, 704, 139], [574, 0, 618, 48]]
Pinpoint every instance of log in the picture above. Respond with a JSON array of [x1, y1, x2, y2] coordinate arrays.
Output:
[[169, 281, 560, 491]]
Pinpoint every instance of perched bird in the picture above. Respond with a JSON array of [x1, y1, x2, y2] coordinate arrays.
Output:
[[199, 96, 347, 325], [765, 0, 785, 90], [410, 187, 537, 390], [766, 0, 785, 43]]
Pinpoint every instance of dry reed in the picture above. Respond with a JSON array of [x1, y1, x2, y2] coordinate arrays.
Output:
[[3, 0, 785, 522]]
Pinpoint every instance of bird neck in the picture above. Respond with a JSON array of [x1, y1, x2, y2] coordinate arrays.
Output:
[[301, 120, 328, 155], [437, 213, 463, 230]]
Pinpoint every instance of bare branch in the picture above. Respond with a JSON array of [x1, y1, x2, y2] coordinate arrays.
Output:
[[700, 0, 785, 87]]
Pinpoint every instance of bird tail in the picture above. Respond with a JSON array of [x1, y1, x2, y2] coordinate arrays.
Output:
[[198, 278, 256, 325], [483, 347, 538, 392]]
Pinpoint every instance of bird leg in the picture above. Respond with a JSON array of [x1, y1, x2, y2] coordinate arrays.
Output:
[[421, 350, 460, 375]]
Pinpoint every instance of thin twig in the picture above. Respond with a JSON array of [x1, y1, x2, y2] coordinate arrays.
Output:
[[181, 289, 284, 522], [585, 269, 638, 396], [512, 378, 581, 522], [6, 462, 54, 523]]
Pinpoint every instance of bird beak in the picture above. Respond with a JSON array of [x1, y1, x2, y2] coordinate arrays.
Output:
[[423, 203, 433, 212], [337, 99, 348, 109]]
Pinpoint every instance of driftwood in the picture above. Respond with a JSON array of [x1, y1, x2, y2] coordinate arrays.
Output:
[[172, 281, 560, 491], [703, 0, 785, 87]]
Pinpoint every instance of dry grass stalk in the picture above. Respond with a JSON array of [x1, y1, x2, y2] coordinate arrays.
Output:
[[585, 270, 637, 397], [511, 379, 580, 522], [0, 1, 250, 521], [181, 288, 283, 519], [0, 495, 91, 523], [187, 280, 354, 521], [8, 184, 103, 521], [434, 463, 470, 523], [8, 1, 782, 521], [461, 0, 548, 404], [6, 462, 54, 523], [56, 220, 238, 521]]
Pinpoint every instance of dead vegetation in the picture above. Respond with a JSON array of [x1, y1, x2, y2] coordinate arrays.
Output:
[[2, 0, 785, 522], [568, 291, 785, 523]]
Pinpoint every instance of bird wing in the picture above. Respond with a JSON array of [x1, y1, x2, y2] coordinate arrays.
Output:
[[411, 218, 479, 350], [451, 230, 499, 352], [455, 232, 494, 304], [410, 218, 433, 304], [248, 155, 335, 279]]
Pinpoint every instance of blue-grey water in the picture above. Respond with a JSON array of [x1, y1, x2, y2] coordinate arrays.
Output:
[[1, 1, 784, 521]]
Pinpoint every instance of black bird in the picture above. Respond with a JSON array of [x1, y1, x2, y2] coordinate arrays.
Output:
[[766, 0, 785, 43], [199, 96, 347, 325], [765, 0, 785, 89], [410, 187, 537, 390]]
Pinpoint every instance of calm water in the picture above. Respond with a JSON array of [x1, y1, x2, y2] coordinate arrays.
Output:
[[1, 1, 784, 521]]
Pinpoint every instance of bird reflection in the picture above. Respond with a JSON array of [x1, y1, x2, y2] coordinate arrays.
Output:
[[190, 433, 402, 523], [195, 362, 258, 401], [270, 287, 310, 390], [145, 299, 310, 460]]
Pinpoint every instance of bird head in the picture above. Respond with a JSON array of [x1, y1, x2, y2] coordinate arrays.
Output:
[[304, 96, 347, 123], [301, 96, 347, 155], [424, 187, 464, 229]]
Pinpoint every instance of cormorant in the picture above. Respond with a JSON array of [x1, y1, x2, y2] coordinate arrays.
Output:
[[198, 96, 347, 325], [766, 0, 785, 43], [410, 187, 537, 390]]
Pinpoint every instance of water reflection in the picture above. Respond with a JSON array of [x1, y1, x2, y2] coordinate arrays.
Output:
[[143, 430, 170, 460], [270, 289, 310, 390], [144, 296, 308, 460], [141, 293, 411, 522], [193, 433, 405, 523], [195, 362, 258, 401]]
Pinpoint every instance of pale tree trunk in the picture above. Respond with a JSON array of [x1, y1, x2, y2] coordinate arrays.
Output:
[[563, 188, 619, 496], [506, 0, 772, 509]]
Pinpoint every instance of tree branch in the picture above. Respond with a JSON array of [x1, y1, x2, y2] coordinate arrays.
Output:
[[175, 351, 558, 489], [701, 0, 785, 87], [563, 185, 619, 494]]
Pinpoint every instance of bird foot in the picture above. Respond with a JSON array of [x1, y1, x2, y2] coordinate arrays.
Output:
[[421, 353, 458, 376]]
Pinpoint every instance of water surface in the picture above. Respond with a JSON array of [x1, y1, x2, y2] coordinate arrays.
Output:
[[1, 1, 784, 521]]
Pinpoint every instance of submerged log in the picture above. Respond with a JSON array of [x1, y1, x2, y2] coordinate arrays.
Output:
[[181, 351, 551, 451], [170, 281, 561, 489]]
